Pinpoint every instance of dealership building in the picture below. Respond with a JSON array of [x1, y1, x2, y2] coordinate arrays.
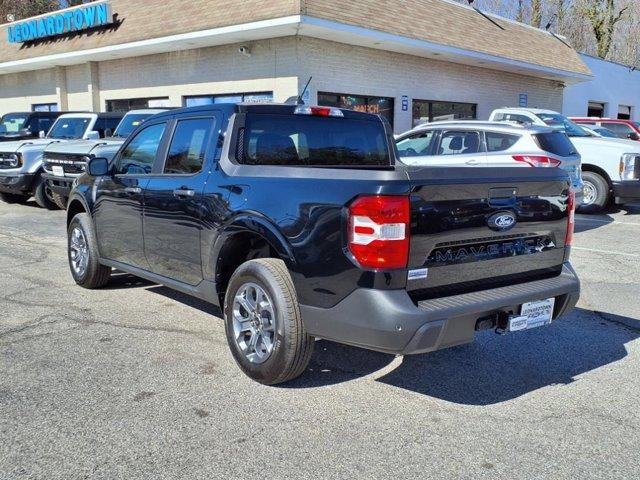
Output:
[[0, 0, 592, 133]]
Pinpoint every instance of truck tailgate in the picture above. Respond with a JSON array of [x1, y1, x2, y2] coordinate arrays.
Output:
[[402, 166, 572, 299]]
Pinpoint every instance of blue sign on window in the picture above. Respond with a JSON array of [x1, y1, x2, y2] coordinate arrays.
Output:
[[519, 94, 528, 108], [7, 2, 113, 44]]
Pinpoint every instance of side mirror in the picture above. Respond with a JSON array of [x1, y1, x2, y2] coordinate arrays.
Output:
[[86, 131, 100, 140], [87, 157, 110, 176], [627, 132, 639, 141], [38, 130, 46, 138]]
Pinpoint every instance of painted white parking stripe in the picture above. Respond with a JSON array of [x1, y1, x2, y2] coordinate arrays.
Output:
[[572, 246, 640, 258]]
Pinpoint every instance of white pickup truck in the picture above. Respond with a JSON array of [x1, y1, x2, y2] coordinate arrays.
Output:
[[489, 108, 640, 212]]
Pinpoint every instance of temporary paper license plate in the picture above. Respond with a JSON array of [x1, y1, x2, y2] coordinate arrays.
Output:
[[52, 166, 64, 177], [508, 298, 555, 332]]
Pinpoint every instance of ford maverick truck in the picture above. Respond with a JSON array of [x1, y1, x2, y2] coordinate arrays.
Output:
[[43, 109, 167, 209], [66, 103, 580, 384], [0, 112, 124, 208]]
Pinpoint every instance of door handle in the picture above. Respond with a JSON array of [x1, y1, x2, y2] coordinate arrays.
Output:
[[124, 186, 141, 194], [466, 159, 481, 165], [173, 188, 196, 198]]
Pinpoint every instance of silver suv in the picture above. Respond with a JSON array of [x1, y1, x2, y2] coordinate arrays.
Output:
[[396, 121, 583, 202]]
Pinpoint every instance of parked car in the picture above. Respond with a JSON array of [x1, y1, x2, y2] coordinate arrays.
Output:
[[0, 112, 124, 208], [43, 109, 168, 209], [571, 117, 640, 141], [489, 108, 640, 212], [65, 103, 579, 384], [0, 111, 67, 142], [396, 121, 583, 203]]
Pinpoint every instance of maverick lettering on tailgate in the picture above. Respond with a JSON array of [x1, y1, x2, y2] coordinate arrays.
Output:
[[425, 236, 556, 267]]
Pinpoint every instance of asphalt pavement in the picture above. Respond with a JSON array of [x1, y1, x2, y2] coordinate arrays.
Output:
[[0, 200, 639, 480]]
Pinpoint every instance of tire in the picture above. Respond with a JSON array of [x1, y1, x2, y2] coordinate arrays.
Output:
[[51, 191, 68, 210], [224, 258, 314, 385], [0, 192, 29, 204], [67, 213, 112, 289], [578, 171, 610, 214], [33, 174, 58, 210]]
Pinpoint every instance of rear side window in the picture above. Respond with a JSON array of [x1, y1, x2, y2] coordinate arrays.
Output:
[[533, 132, 576, 157], [164, 118, 214, 174], [240, 114, 390, 167], [486, 132, 520, 152], [438, 131, 481, 156]]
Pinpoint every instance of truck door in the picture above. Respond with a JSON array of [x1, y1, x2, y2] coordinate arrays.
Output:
[[142, 114, 219, 285]]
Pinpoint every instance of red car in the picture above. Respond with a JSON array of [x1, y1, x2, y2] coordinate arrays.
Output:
[[571, 117, 640, 141]]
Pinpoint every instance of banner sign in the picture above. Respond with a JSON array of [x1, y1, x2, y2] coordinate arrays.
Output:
[[7, 2, 113, 44]]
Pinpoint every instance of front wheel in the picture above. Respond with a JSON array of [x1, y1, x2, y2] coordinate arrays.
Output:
[[224, 258, 314, 385], [33, 174, 58, 210], [68, 213, 112, 288], [578, 171, 610, 214]]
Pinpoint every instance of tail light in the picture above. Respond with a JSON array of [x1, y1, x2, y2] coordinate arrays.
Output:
[[565, 191, 575, 246], [347, 195, 410, 270], [513, 155, 561, 168], [294, 106, 344, 117]]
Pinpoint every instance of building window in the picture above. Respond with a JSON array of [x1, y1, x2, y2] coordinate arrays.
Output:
[[618, 105, 632, 120], [318, 92, 394, 127], [412, 100, 477, 126], [106, 97, 171, 112], [183, 92, 273, 107], [32, 103, 59, 112], [587, 102, 605, 118]]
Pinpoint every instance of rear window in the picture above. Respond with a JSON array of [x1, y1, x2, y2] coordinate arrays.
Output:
[[533, 132, 577, 157], [239, 114, 390, 167]]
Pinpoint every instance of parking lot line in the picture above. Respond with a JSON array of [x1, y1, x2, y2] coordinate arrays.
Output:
[[572, 246, 640, 258]]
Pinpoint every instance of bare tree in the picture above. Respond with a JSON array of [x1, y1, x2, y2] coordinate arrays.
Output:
[[578, 0, 628, 58], [532, 0, 544, 27]]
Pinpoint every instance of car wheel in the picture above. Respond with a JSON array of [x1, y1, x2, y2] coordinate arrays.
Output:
[[68, 213, 112, 288], [224, 258, 314, 385], [33, 174, 58, 210], [578, 171, 609, 213], [51, 191, 68, 210], [0, 192, 29, 204]]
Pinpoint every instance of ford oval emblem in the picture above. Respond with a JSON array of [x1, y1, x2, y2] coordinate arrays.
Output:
[[487, 211, 517, 231]]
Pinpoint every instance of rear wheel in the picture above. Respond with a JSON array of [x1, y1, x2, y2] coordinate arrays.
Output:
[[51, 191, 68, 210], [0, 192, 29, 204], [67, 213, 112, 288], [224, 258, 314, 385], [33, 174, 57, 210], [578, 171, 609, 213]]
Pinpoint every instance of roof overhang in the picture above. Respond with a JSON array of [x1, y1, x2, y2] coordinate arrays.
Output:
[[0, 14, 592, 84]]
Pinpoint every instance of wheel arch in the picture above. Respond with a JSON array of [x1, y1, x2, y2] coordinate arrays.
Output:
[[581, 163, 613, 189], [66, 195, 89, 228], [212, 215, 297, 308]]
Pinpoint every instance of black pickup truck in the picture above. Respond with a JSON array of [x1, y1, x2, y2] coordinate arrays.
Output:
[[65, 103, 579, 384]]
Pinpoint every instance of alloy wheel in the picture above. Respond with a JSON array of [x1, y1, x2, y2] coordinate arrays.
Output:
[[232, 282, 277, 364], [69, 227, 89, 278], [582, 181, 597, 206]]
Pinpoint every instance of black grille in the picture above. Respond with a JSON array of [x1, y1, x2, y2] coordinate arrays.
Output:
[[43, 153, 88, 175]]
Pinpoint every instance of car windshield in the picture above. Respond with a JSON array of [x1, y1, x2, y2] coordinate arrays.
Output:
[[113, 113, 153, 138], [537, 113, 589, 137], [0, 114, 28, 134], [47, 117, 91, 139]]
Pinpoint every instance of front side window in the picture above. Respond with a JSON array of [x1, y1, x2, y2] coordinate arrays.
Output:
[[116, 123, 166, 175], [48, 117, 91, 139], [486, 132, 520, 152], [396, 131, 437, 157], [0, 114, 28, 133], [164, 118, 215, 174], [438, 131, 481, 156], [241, 114, 390, 167]]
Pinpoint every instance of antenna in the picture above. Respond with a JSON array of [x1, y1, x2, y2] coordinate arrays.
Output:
[[297, 76, 312, 105]]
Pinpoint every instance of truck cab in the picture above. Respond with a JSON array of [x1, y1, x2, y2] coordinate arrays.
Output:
[[489, 108, 640, 212], [0, 111, 65, 142], [0, 112, 124, 209], [43, 109, 167, 209]]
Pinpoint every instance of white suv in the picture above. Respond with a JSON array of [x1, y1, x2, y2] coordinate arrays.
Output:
[[489, 108, 640, 212], [396, 121, 583, 201]]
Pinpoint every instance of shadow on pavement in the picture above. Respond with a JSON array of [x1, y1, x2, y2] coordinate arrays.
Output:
[[287, 309, 639, 404]]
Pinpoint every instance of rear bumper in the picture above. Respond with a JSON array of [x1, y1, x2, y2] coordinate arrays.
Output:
[[0, 172, 35, 194], [613, 180, 640, 204], [42, 174, 74, 198], [300, 263, 580, 355]]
